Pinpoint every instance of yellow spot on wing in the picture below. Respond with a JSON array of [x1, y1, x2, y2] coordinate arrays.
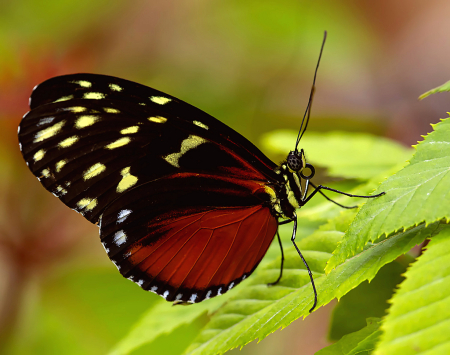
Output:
[[77, 198, 98, 211], [148, 116, 167, 123], [117, 166, 138, 193], [83, 92, 106, 100], [104, 107, 120, 114], [41, 169, 50, 178], [193, 121, 209, 130], [150, 96, 171, 105], [120, 126, 139, 134], [105, 137, 131, 149], [59, 136, 79, 148], [75, 115, 99, 129], [64, 106, 86, 113], [54, 95, 74, 103], [163, 135, 207, 168], [55, 160, 67, 172], [71, 80, 92, 88], [55, 185, 68, 195], [34, 121, 65, 142], [33, 149, 45, 162], [109, 84, 123, 91], [83, 163, 106, 180]]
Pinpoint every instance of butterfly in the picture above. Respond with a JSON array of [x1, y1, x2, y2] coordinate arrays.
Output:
[[18, 34, 384, 312]]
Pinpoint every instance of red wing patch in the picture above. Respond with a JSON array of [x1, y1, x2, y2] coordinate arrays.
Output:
[[115, 205, 277, 303]]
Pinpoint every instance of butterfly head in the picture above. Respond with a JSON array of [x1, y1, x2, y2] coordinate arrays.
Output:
[[287, 149, 306, 172], [286, 149, 315, 181]]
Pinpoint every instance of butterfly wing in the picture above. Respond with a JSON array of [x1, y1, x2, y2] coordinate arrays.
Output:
[[19, 73, 281, 301], [19, 74, 279, 223], [100, 180, 278, 302]]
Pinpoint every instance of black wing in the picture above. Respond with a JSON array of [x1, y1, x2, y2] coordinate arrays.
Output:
[[19, 74, 279, 224]]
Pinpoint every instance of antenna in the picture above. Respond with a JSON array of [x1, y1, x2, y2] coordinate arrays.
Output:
[[294, 31, 327, 152]]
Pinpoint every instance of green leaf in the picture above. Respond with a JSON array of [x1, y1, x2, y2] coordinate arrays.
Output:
[[329, 261, 407, 341], [326, 117, 450, 272], [261, 130, 411, 180], [419, 80, 450, 100], [109, 296, 228, 355], [374, 225, 450, 355], [317, 318, 382, 355], [183, 214, 439, 355]]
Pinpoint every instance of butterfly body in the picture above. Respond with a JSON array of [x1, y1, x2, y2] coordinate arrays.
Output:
[[19, 73, 307, 303]]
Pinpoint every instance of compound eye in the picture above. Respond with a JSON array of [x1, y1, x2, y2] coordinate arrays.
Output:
[[287, 151, 302, 171]]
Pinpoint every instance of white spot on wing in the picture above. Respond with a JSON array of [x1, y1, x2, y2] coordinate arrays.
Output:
[[163, 290, 169, 299], [117, 209, 132, 224], [37, 117, 55, 126], [150, 96, 171, 105], [217, 287, 222, 295], [150, 286, 158, 292], [163, 135, 207, 168], [112, 260, 121, 270], [137, 279, 144, 286], [113, 230, 127, 246], [205, 290, 212, 300], [228, 282, 234, 290], [101, 242, 109, 253], [189, 294, 197, 303], [176, 293, 183, 301]]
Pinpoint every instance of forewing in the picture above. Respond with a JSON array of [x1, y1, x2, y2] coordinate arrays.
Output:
[[19, 74, 279, 224]]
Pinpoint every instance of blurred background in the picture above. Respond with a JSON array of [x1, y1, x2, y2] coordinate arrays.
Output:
[[0, 0, 449, 354]]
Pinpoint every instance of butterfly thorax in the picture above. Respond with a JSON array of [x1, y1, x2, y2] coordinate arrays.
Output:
[[266, 162, 304, 220]]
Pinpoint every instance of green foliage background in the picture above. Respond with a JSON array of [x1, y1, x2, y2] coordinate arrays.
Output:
[[1, 1, 449, 354]]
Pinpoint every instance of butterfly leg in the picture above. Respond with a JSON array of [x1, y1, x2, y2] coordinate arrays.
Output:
[[268, 230, 284, 286], [282, 214, 318, 313], [302, 181, 385, 207]]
